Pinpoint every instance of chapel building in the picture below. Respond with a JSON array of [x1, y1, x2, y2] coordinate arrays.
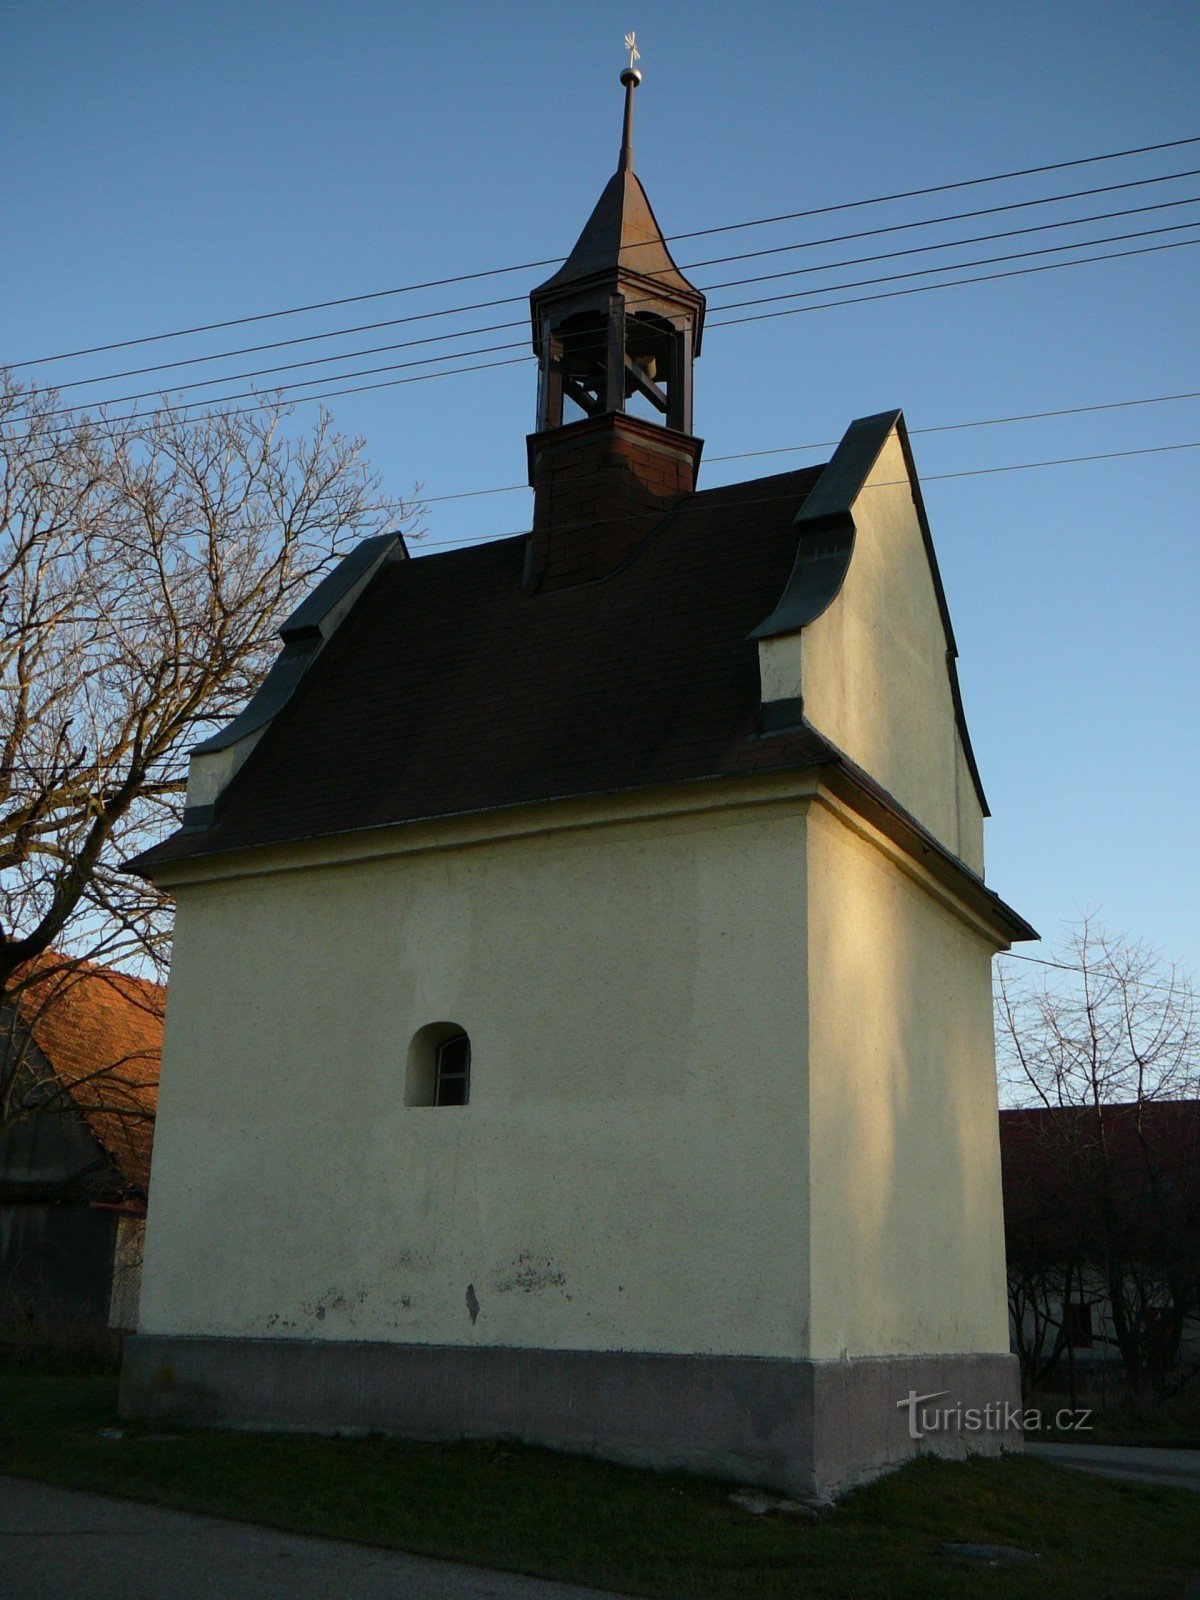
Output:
[[121, 66, 1034, 1496]]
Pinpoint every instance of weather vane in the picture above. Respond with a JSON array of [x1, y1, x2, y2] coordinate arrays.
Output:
[[624, 31, 641, 72]]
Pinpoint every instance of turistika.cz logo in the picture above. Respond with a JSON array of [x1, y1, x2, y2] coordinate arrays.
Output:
[[896, 1390, 1093, 1441]]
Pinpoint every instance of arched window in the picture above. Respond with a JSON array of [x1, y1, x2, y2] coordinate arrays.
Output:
[[407, 1023, 471, 1107]]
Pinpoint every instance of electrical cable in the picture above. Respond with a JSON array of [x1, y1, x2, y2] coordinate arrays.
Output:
[[13, 230, 1200, 432], [682, 167, 1200, 275], [403, 439, 1200, 551], [28, 190, 1200, 405], [999, 951, 1196, 996], [25, 214, 1200, 416], [713, 234, 1200, 330], [8, 135, 1199, 370], [14, 168, 1200, 405], [408, 390, 1200, 505], [712, 216, 1200, 318]]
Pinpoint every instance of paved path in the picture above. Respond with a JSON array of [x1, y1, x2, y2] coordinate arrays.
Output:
[[1026, 1441, 1200, 1493], [0, 1475, 625, 1600]]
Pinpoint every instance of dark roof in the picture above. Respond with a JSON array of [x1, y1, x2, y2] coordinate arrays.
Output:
[[190, 531, 406, 763], [133, 464, 839, 870], [128, 456, 1033, 945]]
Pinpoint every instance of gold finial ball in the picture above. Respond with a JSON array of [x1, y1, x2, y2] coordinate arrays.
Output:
[[620, 67, 643, 88]]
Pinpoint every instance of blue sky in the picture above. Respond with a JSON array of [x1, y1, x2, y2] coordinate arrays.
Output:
[[2, 1, 1198, 976]]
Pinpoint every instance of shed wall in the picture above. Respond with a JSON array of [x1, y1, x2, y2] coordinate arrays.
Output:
[[0, 1202, 117, 1324]]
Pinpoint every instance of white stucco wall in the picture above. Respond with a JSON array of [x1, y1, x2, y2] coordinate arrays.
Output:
[[142, 778, 1015, 1367], [140, 796, 815, 1358], [760, 429, 985, 875], [804, 800, 1011, 1359]]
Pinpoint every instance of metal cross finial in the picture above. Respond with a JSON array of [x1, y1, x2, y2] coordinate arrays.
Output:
[[618, 30, 642, 171]]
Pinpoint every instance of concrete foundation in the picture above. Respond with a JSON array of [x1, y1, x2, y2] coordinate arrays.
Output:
[[120, 1336, 1021, 1497]]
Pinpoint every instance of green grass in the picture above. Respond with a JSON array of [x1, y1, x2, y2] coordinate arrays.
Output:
[[1027, 1388, 1200, 1449], [2, 1369, 1199, 1599]]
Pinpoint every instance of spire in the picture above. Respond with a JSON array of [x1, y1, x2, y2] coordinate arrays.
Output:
[[529, 38, 704, 344], [530, 165, 698, 305], [618, 31, 641, 172]]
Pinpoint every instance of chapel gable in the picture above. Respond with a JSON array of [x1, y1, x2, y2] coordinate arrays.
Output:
[[751, 410, 988, 873]]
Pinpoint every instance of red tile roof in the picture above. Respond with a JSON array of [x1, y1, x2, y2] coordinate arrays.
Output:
[[14, 955, 162, 1194]]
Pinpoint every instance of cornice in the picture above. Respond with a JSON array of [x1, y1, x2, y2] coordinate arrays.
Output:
[[147, 763, 1031, 947]]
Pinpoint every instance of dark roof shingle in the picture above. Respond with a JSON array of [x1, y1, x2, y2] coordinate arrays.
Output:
[[135, 465, 833, 869]]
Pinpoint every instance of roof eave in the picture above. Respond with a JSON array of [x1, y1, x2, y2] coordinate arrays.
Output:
[[122, 741, 1033, 944]]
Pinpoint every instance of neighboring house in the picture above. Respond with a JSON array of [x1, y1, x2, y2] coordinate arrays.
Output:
[[119, 69, 1034, 1498], [1000, 1102, 1200, 1382], [0, 956, 162, 1330]]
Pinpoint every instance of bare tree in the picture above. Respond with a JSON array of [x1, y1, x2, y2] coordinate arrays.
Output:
[[997, 916, 1200, 1394], [0, 373, 418, 1138]]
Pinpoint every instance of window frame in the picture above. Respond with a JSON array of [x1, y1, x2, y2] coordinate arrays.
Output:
[[433, 1031, 471, 1107]]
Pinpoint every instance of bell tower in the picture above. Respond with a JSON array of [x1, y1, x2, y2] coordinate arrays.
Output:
[[525, 50, 706, 592]]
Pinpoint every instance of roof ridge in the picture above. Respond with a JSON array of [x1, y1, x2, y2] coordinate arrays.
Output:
[[689, 461, 827, 500]]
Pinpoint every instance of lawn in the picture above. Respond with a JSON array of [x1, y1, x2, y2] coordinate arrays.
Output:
[[2, 1366, 1198, 1599], [1028, 1389, 1200, 1450]]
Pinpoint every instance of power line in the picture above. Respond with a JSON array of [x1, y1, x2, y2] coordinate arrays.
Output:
[[26, 214, 1200, 418], [697, 192, 1200, 295], [12, 231, 1200, 437], [999, 951, 1196, 997], [712, 217, 1200, 318], [858, 389, 1200, 443], [410, 390, 1200, 505], [681, 167, 1200, 275], [902, 437, 1200, 480], [16, 168, 1200, 406], [26, 188, 1200, 406], [713, 233, 1200, 331], [405, 440, 1200, 552], [8, 134, 1199, 371]]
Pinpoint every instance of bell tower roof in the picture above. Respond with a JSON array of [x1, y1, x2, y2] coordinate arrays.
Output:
[[530, 55, 705, 353], [531, 167, 699, 306], [523, 43, 707, 593]]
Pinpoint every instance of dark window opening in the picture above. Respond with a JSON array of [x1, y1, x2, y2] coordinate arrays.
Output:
[[623, 310, 675, 423], [434, 1032, 471, 1106], [558, 310, 608, 423]]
